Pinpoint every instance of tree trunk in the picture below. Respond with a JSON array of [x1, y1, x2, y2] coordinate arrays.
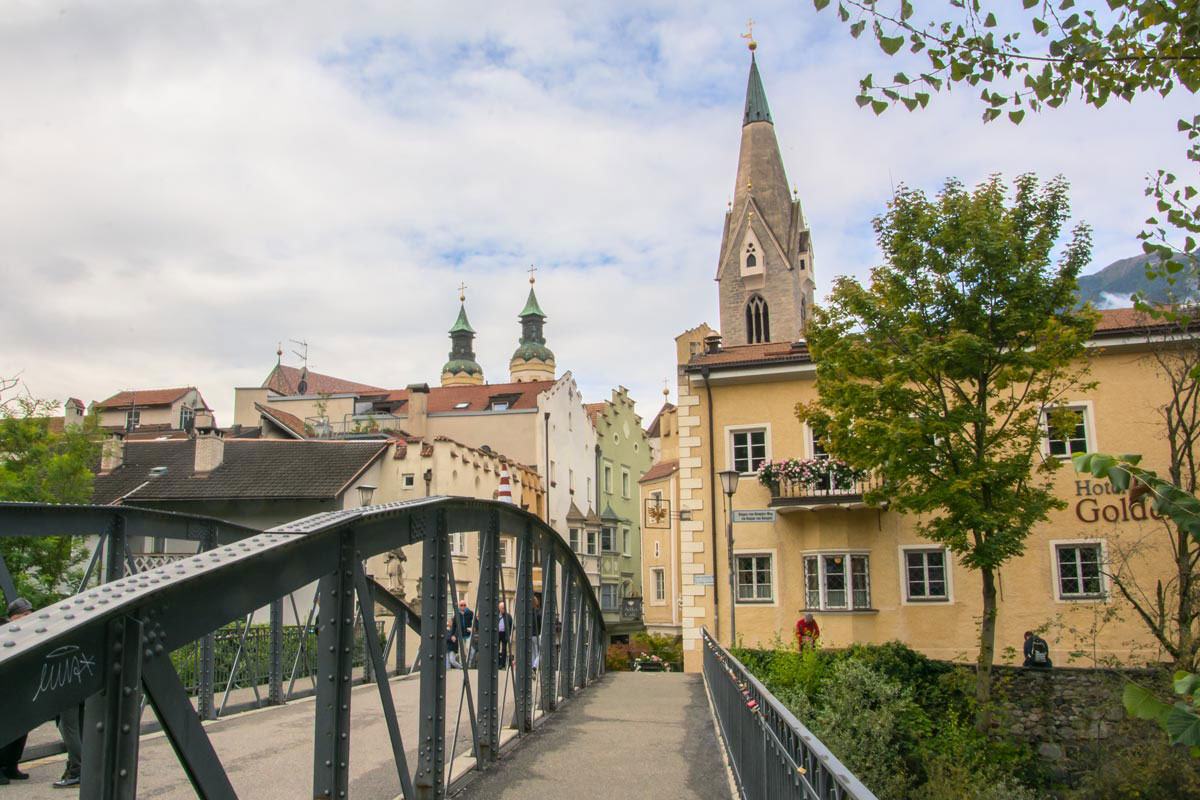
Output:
[[975, 565, 998, 733]]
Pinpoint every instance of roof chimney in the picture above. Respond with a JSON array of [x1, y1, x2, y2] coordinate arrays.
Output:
[[704, 334, 723, 354], [193, 413, 225, 473], [100, 432, 125, 473], [406, 383, 429, 438]]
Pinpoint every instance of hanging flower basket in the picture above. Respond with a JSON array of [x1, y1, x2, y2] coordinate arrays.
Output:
[[757, 458, 867, 491]]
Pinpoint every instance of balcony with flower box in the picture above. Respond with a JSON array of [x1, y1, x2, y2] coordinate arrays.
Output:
[[759, 458, 882, 511]]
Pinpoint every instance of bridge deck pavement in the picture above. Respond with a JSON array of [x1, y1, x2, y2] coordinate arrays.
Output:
[[455, 672, 734, 800], [7, 667, 526, 799]]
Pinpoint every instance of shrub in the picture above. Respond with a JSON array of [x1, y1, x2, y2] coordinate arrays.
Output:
[[809, 659, 923, 800], [631, 632, 682, 668], [1064, 728, 1200, 800]]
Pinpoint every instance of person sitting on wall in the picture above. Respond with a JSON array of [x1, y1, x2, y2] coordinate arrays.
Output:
[[1023, 630, 1053, 669], [796, 613, 820, 650]]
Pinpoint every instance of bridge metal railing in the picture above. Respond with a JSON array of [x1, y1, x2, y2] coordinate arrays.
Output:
[[0, 498, 607, 799], [701, 628, 877, 800]]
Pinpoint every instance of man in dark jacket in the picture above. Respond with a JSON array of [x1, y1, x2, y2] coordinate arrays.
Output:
[[497, 601, 514, 670], [455, 600, 476, 667], [0, 598, 34, 784], [1023, 630, 1053, 669]]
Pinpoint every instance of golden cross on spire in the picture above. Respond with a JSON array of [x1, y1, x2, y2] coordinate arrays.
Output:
[[528, 264, 537, 285], [458, 282, 468, 302], [742, 18, 757, 50]]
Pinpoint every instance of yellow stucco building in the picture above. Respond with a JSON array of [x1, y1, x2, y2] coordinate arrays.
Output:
[[656, 46, 1189, 673]]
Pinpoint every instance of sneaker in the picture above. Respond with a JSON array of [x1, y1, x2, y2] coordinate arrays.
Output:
[[53, 774, 81, 788]]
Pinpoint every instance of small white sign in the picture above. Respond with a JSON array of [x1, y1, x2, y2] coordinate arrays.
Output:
[[694, 574, 715, 586], [732, 509, 777, 523]]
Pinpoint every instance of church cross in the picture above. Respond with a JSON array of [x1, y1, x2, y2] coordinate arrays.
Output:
[[528, 264, 537, 284], [742, 19, 755, 42], [458, 282, 468, 302]]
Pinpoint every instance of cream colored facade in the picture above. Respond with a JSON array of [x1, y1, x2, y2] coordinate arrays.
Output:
[[363, 436, 545, 616], [640, 402, 682, 637], [671, 323, 1188, 672], [92, 387, 209, 431]]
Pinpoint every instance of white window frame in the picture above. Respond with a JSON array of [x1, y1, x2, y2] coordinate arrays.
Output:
[[621, 468, 631, 498], [500, 537, 514, 567], [179, 405, 194, 430], [803, 422, 829, 460], [725, 423, 772, 475], [898, 546, 954, 604], [603, 463, 613, 494], [450, 532, 468, 557], [402, 473, 416, 488], [586, 529, 598, 556], [569, 528, 581, 552], [802, 550, 873, 611], [1041, 401, 1096, 460], [600, 582, 620, 612], [733, 550, 776, 605], [601, 526, 617, 553], [126, 409, 140, 429], [1050, 538, 1109, 602], [622, 527, 630, 556], [650, 567, 666, 604]]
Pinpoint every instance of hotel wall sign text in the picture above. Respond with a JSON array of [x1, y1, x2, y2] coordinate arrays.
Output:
[[1075, 480, 1161, 524]]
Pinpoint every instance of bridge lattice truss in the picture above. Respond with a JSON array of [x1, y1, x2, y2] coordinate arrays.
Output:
[[0, 498, 607, 799]]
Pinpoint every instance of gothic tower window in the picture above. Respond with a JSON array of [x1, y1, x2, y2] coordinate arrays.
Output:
[[745, 295, 770, 344], [745, 243, 756, 268]]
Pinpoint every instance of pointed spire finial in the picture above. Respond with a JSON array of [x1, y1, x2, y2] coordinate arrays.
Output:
[[741, 18, 757, 51], [458, 281, 468, 302], [528, 264, 537, 285]]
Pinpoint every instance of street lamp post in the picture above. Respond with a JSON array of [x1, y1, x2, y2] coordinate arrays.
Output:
[[357, 484, 377, 507], [717, 469, 740, 648]]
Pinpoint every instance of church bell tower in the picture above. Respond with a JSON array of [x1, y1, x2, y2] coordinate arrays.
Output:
[[715, 41, 815, 345]]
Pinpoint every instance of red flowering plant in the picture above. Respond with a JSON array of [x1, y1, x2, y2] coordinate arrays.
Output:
[[757, 458, 867, 491]]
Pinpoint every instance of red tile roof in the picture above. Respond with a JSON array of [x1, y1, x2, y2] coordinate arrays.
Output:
[[382, 380, 555, 413], [95, 387, 196, 409], [255, 403, 307, 439], [639, 459, 679, 484], [584, 402, 606, 428], [263, 365, 385, 396]]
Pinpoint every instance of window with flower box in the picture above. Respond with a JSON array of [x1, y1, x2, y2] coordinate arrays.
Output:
[[803, 553, 872, 610]]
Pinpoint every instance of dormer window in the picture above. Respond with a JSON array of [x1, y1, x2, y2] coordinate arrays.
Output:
[[740, 234, 764, 278], [746, 295, 770, 344]]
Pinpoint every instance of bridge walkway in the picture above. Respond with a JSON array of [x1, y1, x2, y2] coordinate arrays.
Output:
[[8, 668, 519, 799], [457, 672, 734, 800]]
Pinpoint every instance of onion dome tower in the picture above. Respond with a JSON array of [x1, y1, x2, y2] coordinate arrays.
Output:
[[441, 289, 485, 387], [509, 270, 556, 383]]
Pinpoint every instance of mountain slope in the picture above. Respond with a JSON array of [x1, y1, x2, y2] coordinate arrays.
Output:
[[1077, 253, 1197, 307]]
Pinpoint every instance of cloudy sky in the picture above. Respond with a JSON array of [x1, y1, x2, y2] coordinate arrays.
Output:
[[2, 1, 1193, 424]]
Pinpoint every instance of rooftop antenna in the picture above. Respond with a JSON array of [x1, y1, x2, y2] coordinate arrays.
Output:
[[290, 339, 310, 394]]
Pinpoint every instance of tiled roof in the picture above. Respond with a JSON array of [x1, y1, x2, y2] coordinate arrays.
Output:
[[92, 440, 387, 504], [639, 459, 679, 484], [584, 402, 606, 428], [255, 403, 307, 439], [262, 365, 385, 397], [645, 402, 675, 438], [95, 387, 196, 409], [382, 380, 555, 413], [688, 308, 1184, 371]]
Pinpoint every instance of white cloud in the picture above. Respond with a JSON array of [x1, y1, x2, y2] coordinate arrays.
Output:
[[0, 1, 1192, 427]]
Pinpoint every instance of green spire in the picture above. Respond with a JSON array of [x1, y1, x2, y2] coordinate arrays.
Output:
[[518, 287, 545, 318], [449, 303, 476, 334], [743, 53, 773, 126]]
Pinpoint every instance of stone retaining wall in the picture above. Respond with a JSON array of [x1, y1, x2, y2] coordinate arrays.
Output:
[[986, 663, 1168, 779]]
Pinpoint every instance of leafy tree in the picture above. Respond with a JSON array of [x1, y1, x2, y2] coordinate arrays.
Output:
[[0, 391, 102, 607], [797, 173, 1096, 730], [1076, 451, 1200, 752], [811, 0, 1200, 298]]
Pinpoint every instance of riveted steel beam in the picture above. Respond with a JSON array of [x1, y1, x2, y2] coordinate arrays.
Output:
[[539, 543, 558, 713], [312, 530, 356, 800], [475, 509, 500, 765], [81, 614, 143, 800], [561, 575, 576, 699], [415, 510, 448, 800], [511, 523, 534, 732]]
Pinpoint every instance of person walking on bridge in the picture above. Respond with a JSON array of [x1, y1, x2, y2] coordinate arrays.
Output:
[[497, 601, 514, 670], [0, 598, 34, 784]]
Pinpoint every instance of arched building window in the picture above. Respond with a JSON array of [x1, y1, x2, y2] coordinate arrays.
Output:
[[745, 295, 770, 344]]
